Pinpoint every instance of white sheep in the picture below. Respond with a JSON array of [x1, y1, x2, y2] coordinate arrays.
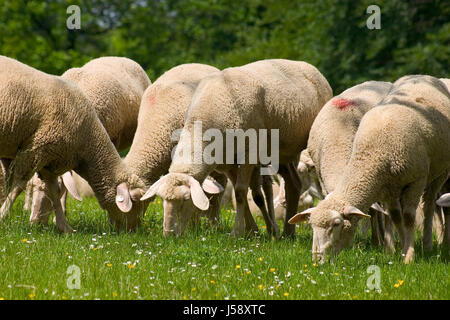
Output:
[[297, 81, 393, 248], [0, 55, 147, 232], [289, 75, 450, 264], [141, 59, 332, 237], [122, 63, 231, 230], [26, 56, 151, 225]]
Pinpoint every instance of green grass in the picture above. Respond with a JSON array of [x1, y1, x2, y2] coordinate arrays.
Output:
[[0, 195, 448, 300]]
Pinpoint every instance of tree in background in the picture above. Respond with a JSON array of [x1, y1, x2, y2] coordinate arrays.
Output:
[[0, 0, 448, 92]]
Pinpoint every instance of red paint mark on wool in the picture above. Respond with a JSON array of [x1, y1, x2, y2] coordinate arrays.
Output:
[[148, 95, 156, 106], [332, 98, 354, 110]]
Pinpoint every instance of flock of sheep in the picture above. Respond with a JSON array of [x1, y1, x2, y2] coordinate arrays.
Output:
[[0, 55, 449, 265]]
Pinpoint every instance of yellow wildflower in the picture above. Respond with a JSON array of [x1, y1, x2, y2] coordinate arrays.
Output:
[[269, 268, 275, 273], [235, 265, 241, 269], [284, 292, 289, 297], [28, 293, 35, 299]]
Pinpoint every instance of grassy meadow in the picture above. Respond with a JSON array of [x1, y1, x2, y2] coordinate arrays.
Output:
[[0, 195, 448, 300]]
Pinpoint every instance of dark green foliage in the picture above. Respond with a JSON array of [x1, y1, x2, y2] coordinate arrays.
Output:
[[0, 0, 448, 92]]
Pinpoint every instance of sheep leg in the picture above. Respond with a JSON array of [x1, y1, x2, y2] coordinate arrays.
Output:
[[0, 159, 23, 218], [23, 179, 33, 211], [234, 165, 258, 236], [434, 211, 445, 244], [225, 169, 244, 236], [250, 169, 279, 238], [52, 185, 68, 224], [386, 201, 403, 254], [368, 208, 382, 246], [279, 162, 301, 238], [0, 185, 23, 219], [261, 173, 279, 238], [383, 214, 395, 253], [422, 173, 448, 252], [400, 180, 427, 263], [40, 171, 73, 233]]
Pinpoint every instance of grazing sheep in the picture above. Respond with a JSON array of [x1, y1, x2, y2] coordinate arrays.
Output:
[[27, 56, 151, 224], [142, 59, 332, 238], [289, 75, 450, 264], [298, 81, 393, 248], [123, 63, 229, 230], [0, 55, 146, 232]]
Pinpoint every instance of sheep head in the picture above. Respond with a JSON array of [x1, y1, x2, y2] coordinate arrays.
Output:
[[289, 194, 370, 264], [141, 173, 223, 237], [100, 173, 147, 232]]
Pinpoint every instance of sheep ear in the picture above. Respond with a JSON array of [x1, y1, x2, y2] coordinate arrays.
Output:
[[141, 176, 166, 201], [189, 177, 209, 211], [62, 171, 82, 202], [370, 203, 388, 216], [202, 178, 224, 194], [343, 205, 371, 219], [288, 207, 314, 224], [116, 183, 132, 213], [436, 193, 450, 207]]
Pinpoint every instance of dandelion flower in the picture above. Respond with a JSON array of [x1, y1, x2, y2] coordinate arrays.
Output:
[[236, 265, 241, 269], [258, 285, 264, 290], [106, 263, 112, 268], [127, 263, 135, 269], [28, 293, 35, 299], [258, 257, 263, 262], [269, 268, 275, 273], [284, 292, 289, 297], [210, 280, 216, 284]]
